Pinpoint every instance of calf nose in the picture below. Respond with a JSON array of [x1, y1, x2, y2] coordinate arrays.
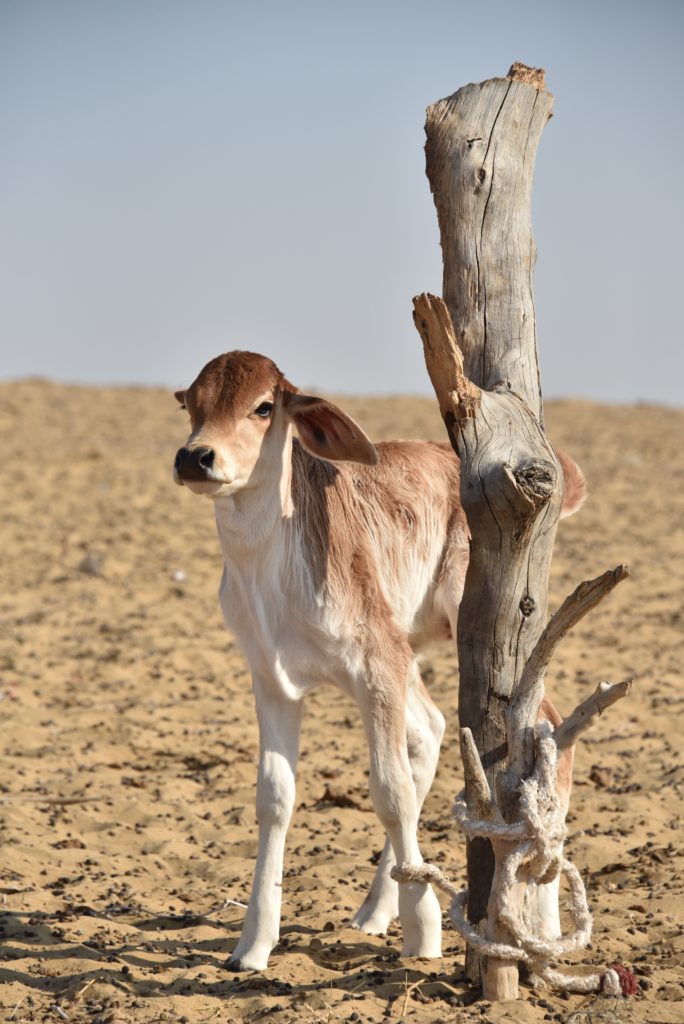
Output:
[[174, 445, 216, 480], [196, 447, 215, 470]]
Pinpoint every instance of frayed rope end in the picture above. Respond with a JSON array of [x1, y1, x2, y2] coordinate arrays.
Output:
[[600, 964, 638, 998]]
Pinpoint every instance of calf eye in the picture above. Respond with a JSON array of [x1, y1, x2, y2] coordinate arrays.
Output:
[[254, 401, 273, 418]]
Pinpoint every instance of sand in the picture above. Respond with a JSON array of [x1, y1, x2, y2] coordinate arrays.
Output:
[[1, 380, 683, 1024]]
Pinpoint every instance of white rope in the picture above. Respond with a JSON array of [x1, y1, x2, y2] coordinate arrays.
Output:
[[391, 723, 629, 996]]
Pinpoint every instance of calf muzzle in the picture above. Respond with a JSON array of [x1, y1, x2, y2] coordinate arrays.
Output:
[[174, 445, 216, 482]]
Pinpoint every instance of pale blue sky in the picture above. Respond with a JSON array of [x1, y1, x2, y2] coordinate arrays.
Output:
[[2, 1, 682, 403]]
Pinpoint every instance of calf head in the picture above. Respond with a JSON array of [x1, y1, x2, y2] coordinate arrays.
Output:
[[173, 350, 377, 497]]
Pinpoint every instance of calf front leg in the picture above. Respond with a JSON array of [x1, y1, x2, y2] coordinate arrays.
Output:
[[227, 681, 302, 972]]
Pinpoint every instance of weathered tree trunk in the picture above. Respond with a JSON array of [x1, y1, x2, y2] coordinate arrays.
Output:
[[415, 62, 632, 1002], [420, 63, 557, 1001]]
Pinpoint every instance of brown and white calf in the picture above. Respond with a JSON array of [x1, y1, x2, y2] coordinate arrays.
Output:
[[173, 350, 583, 971]]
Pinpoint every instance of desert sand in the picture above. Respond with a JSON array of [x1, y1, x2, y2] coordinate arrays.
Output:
[[1, 380, 683, 1024]]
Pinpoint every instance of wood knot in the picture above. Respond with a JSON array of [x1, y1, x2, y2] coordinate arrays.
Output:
[[519, 595, 535, 617], [513, 459, 557, 507]]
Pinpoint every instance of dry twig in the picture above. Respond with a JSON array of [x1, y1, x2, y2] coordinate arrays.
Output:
[[555, 679, 634, 750]]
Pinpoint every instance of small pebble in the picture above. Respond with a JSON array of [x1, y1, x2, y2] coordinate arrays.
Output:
[[77, 552, 103, 576]]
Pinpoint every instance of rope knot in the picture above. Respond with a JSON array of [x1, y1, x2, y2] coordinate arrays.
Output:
[[391, 723, 636, 995]]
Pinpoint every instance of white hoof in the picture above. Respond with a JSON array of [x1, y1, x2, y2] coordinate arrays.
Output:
[[225, 945, 271, 972], [350, 884, 399, 935], [350, 907, 396, 935], [400, 936, 443, 958]]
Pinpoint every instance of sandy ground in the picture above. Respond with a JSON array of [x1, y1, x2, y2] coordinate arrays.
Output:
[[1, 380, 683, 1024]]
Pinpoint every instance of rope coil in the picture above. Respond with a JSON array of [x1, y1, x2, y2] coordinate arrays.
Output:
[[391, 724, 635, 996]]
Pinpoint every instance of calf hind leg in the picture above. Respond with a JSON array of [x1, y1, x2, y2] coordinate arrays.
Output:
[[350, 835, 397, 935], [355, 672, 443, 955], [352, 674, 444, 935]]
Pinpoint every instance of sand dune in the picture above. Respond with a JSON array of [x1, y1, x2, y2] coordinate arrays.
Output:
[[1, 381, 682, 1023]]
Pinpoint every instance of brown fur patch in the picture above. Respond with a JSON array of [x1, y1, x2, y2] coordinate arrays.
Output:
[[290, 438, 465, 658], [184, 351, 286, 429]]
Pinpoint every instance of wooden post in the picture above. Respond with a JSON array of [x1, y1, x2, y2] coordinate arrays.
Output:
[[418, 63, 558, 1000], [415, 62, 632, 1002]]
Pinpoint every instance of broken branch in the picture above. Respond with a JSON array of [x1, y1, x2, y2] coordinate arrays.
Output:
[[508, 565, 630, 790], [460, 728, 495, 820], [524, 565, 630, 694], [554, 679, 634, 751], [412, 293, 480, 425]]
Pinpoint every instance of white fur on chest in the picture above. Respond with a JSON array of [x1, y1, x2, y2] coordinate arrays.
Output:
[[216, 523, 353, 700]]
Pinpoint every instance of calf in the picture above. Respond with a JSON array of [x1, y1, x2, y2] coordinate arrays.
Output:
[[173, 350, 584, 970]]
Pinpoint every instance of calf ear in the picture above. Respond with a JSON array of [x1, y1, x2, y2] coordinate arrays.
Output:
[[174, 389, 187, 408], [283, 393, 378, 465], [556, 449, 587, 519]]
